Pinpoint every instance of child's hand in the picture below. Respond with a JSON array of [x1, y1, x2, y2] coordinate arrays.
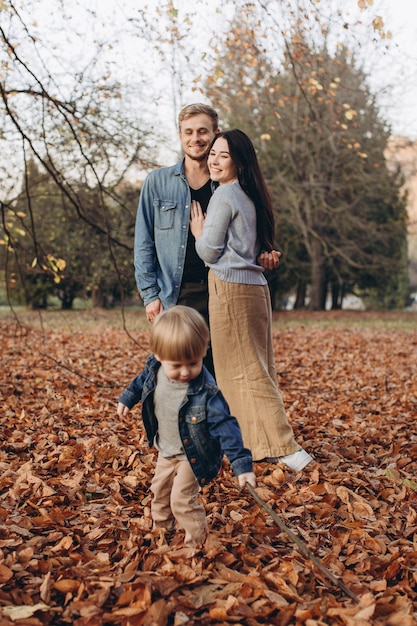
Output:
[[117, 402, 130, 417], [237, 472, 256, 488]]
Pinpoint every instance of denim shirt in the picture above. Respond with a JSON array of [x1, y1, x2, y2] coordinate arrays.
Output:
[[134, 159, 191, 308], [118, 355, 253, 486]]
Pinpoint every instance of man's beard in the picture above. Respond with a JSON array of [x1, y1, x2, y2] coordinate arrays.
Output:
[[186, 149, 209, 163]]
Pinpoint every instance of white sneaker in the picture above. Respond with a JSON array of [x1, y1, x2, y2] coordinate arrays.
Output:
[[278, 448, 313, 471]]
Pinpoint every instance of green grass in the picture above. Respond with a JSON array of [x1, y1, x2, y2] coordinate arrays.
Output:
[[1, 304, 416, 333], [271, 308, 417, 330], [0, 305, 150, 333]]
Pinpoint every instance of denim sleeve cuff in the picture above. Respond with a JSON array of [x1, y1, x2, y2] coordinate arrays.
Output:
[[139, 290, 160, 307], [118, 389, 138, 410], [230, 456, 253, 477]]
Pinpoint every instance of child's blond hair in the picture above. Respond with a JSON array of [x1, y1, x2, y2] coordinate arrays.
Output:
[[150, 305, 209, 361]]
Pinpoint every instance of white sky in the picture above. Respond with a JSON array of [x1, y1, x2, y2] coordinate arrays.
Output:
[[160, 0, 417, 150], [71, 0, 417, 144], [4, 0, 417, 163], [362, 0, 417, 140]]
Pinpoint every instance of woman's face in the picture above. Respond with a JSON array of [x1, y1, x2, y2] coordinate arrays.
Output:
[[207, 137, 237, 185]]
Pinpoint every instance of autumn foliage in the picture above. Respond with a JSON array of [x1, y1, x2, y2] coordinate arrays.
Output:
[[1, 310, 417, 625]]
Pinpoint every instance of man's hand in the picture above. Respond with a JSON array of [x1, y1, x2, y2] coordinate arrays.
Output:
[[258, 250, 281, 271], [145, 299, 163, 323], [238, 472, 256, 488]]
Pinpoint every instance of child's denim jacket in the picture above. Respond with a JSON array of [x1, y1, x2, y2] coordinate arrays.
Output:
[[118, 355, 253, 486]]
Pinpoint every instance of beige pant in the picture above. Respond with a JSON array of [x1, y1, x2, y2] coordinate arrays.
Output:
[[150, 454, 208, 548], [208, 271, 300, 461]]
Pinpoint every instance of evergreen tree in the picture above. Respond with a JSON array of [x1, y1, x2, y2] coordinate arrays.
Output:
[[205, 15, 408, 310]]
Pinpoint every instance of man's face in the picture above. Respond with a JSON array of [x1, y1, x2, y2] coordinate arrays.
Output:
[[179, 113, 218, 162]]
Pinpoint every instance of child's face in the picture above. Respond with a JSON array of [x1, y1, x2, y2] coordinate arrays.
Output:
[[155, 355, 204, 383]]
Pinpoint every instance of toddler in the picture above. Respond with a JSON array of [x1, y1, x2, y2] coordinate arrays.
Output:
[[117, 305, 256, 548]]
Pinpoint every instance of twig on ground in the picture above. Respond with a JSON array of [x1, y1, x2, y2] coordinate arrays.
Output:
[[245, 482, 360, 603]]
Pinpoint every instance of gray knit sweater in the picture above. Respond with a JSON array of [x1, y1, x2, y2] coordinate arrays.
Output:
[[195, 180, 267, 285]]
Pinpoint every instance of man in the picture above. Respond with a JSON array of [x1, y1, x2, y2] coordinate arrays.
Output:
[[134, 103, 280, 374]]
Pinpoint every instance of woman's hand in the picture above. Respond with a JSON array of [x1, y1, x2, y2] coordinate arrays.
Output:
[[258, 249, 281, 270], [189, 200, 205, 239]]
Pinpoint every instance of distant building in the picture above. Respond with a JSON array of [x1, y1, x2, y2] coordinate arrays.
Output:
[[385, 137, 417, 290]]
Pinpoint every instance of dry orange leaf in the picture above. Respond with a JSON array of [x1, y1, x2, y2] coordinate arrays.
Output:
[[1, 311, 417, 624]]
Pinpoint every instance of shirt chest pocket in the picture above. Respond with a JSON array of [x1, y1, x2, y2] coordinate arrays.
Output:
[[154, 199, 177, 230], [185, 406, 206, 425]]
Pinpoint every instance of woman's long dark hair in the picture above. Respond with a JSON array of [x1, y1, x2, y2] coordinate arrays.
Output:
[[210, 129, 275, 251]]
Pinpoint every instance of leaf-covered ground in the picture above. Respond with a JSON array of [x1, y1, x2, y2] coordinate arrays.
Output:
[[1, 310, 417, 625]]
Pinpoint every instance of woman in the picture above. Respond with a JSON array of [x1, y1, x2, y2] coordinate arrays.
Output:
[[190, 129, 312, 471]]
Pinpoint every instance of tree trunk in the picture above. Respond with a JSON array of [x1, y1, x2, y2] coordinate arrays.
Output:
[[61, 294, 74, 310], [331, 282, 340, 309], [293, 279, 306, 309], [309, 240, 327, 310], [92, 287, 106, 308], [331, 281, 345, 309]]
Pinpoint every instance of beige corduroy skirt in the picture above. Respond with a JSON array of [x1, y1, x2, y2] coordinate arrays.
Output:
[[208, 271, 300, 461]]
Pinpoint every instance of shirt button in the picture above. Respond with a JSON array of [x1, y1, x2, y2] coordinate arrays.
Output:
[[190, 458, 197, 464], [191, 415, 197, 423], [183, 438, 189, 445]]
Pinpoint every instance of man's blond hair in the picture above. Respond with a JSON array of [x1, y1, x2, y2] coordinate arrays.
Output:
[[150, 305, 209, 362], [178, 103, 219, 131]]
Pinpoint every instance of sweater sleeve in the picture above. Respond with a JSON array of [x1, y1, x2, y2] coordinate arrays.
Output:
[[195, 185, 234, 264]]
